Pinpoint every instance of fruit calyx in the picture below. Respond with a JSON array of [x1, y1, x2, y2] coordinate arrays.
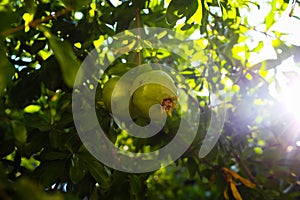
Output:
[[161, 96, 177, 116]]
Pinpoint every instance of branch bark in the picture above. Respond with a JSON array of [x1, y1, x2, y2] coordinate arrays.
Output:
[[1, 7, 72, 37]]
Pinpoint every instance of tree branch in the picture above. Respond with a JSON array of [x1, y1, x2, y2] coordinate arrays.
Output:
[[1, 7, 72, 37], [233, 152, 256, 182], [135, 8, 141, 66]]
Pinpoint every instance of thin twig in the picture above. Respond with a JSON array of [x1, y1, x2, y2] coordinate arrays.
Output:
[[239, 24, 273, 38], [233, 152, 256, 182], [1, 7, 72, 37], [135, 8, 141, 66]]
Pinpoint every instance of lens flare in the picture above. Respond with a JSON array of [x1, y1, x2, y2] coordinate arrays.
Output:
[[269, 59, 300, 122], [281, 81, 300, 120]]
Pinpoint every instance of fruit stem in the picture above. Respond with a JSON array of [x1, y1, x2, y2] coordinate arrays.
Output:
[[135, 8, 141, 66]]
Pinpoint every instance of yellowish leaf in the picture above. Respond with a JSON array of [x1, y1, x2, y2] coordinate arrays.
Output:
[[230, 182, 243, 200], [24, 105, 41, 113], [188, 0, 202, 25], [238, 176, 256, 188], [22, 12, 34, 32], [93, 35, 105, 48], [223, 168, 256, 188], [224, 184, 230, 200]]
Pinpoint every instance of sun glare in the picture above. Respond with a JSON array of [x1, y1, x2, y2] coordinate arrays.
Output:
[[272, 59, 300, 121], [280, 80, 300, 120]]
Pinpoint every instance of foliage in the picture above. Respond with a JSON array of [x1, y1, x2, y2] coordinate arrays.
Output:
[[1, 0, 300, 199]]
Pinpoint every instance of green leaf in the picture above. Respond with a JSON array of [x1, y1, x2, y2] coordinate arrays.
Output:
[[15, 178, 64, 200], [24, 105, 41, 113], [40, 26, 81, 88], [40, 56, 64, 90], [45, 152, 69, 160], [187, 0, 202, 25], [200, 7, 209, 34], [0, 11, 21, 33], [254, 147, 263, 155], [61, 0, 91, 10], [24, 0, 36, 14], [79, 150, 111, 188], [221, 5, 228, 20], [129, 175, 146, 199], [181, 23, 193, 31], [265, 0, 281, 30], [88, 159, 110, 185], [0, 41, 15, 95], [24, 113, 50, 132], [252, 41, 264, 52], [187, 157, 198, 178], [166, 0, 198, 25], [34, 160, 67, 187], [69, 154, 87, 184], [11, 120, 27, 143], [23, 131, 48, 157], [107, 63, 136, 76]]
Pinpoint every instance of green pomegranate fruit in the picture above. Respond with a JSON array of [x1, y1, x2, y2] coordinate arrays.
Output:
[[102, 70, 178, 124], [102, 77, 118, 112], [131, 70, 178, 120], [102, 77, 133, 121]]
